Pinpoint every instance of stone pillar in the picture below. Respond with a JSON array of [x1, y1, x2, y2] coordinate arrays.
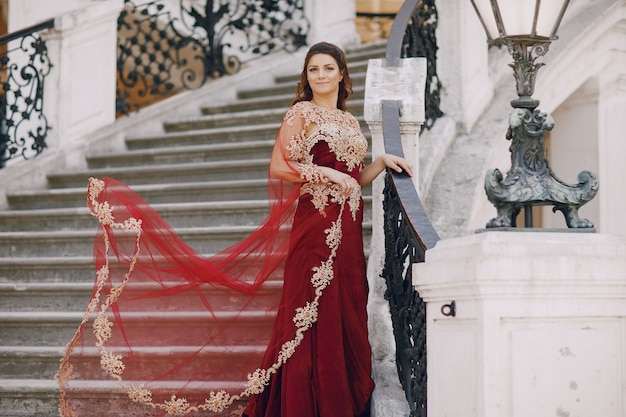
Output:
[[543, 78, 600, 229], [43, 0, 123, 167], [436, 0, 494, 132], [413, 231, 626, 417], [364, 57, 426, 417], [597, 73, 626, 234], [304, 0, 360, 47], [7, 0, 93, 31]]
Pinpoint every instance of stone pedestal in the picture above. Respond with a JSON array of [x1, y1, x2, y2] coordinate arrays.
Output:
[[413, 231, 626, 417], [44, 0, 123, 160]]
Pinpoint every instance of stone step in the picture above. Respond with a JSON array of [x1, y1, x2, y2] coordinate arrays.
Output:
[[8, 175, 373, 210], [270, 44, 385, 87], [0, 379, 59, 417], [164, 107, 288, 131], [0, 257, 95, 283], [0, 378, 249, 417], [273, 59, 372, 84], [126, 123, 280, 149], [0, 241, 373, 285], [0, 311, 276, 346], [202, 92, 294, 114], [0, 279, 283, 312], [237, 72, 367, 100], [87, 139, 276, 168], [0, 346, 66, 379], [0, 225, 271, 257], [0, 196, 373, 231], [0, 200, 270, 231], [0, 221, 373, 258], [7, 180, 271, 210], [346, 45, 387, 62], [0, 344, 266, 380], [168, 104, 366, 132], [0, 252, 289, 284], [46, 159, 271, 189], [199, 92, 365, 115], [124, 121, 370, 153]]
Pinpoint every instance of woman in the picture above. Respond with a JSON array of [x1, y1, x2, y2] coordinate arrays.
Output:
[[57, 42, 411, 417], [243, 42, 411, 417]]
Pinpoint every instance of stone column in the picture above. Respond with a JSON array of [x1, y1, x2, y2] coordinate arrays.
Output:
[[364, 57, 426, 417], [7, 0, 93, 31], [304, 0, 360, 47], [43, 0, 123, 167], [597, 72, 626, 234], [436, 0, 494, 132], [413, 231, 626, 417]]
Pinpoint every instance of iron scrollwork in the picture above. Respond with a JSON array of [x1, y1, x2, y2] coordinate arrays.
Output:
[[117, 0, 310, 115], [401, 0, 443, 131], [0, 23, 53, 167], [382, 171, 428, 417]]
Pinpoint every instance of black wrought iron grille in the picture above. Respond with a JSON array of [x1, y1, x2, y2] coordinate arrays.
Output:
[[0, 20, 54, 168], [379, 99, 439, 417], [381, 170, 428, 417], [401, 0, 442, 131], [117, 0, 310, 115]]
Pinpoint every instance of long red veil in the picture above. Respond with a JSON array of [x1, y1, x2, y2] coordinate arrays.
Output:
[[56, 105, 359, 417]]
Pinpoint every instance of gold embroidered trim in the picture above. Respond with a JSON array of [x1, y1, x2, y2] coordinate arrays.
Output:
[[299, 163, 325, 183], [57, 177, 350, 416], [285, 102, 368, 173], [301, 177, 361, 220]]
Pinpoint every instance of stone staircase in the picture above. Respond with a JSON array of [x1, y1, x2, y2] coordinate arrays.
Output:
[[0, 44, 384, 417]]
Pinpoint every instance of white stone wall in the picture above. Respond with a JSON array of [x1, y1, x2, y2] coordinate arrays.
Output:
[[7, 0, 99, 31], [436, 0, 493, 133], [414, 232, 626, 417]]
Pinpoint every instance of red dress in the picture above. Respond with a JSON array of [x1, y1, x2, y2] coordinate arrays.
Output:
[[57, 101, 373, 417], [243, 101, 374, 417]]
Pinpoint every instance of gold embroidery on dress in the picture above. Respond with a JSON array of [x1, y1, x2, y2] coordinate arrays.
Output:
[[301, 179, 361, 220], [299, 163, 326, 184]]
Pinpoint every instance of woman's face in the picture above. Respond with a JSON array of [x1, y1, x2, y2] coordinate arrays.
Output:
[[306, 53, 343, 99]]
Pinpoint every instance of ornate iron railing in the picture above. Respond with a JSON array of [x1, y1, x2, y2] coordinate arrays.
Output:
[[403, 2, 443, 131], [0, 19, 54, 168], [117, 0, 310, 115], [379, 1, 441, 416]]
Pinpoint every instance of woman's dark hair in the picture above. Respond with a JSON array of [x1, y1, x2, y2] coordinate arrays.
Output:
[[292, 42, 353, 111]]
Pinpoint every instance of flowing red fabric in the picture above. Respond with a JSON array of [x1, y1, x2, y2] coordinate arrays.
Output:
[[57, 102, 374, 417]]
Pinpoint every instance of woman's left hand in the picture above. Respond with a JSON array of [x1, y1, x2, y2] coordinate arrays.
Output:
[[380, 154, 413, 177]]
